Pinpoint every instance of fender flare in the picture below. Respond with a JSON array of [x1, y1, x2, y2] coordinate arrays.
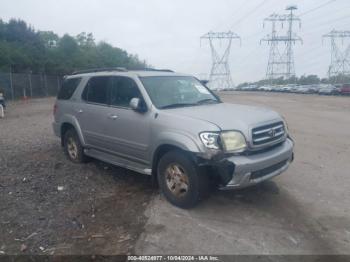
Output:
[[59, 115, 86, 146], [152, 131, 201, 156]]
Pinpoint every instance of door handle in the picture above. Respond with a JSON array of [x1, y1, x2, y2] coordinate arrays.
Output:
[[108, 114, 118, 120], [77, 109, 83, 114]]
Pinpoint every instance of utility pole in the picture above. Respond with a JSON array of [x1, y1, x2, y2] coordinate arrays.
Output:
[[323, 30, 350, 84], [286, 5, 298, 78], [261, 5, 302, 84], [200, 31, 241, 90]]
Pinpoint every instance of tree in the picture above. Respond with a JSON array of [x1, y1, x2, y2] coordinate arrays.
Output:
[[38, 31, 59, 48], [298, 74, 320, 85], [76, 32, 95, 47], [0, 18, 148, 74]]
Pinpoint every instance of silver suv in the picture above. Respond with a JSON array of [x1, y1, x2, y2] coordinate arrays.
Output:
[[53, 68, 294, 208]]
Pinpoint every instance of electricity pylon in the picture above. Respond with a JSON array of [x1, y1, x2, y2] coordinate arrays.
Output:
[[200, 31, 241, 90], [323, 29, 350, 83], [261, 5, 302, 83]]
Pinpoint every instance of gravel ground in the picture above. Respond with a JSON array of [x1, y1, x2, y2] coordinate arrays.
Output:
[[0, 98, 154, 255], [1, 93, 350, 256], [136, 91, 350, 255]]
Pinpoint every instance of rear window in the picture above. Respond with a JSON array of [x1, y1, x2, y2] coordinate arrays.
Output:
[[57, 78, 82, 100]]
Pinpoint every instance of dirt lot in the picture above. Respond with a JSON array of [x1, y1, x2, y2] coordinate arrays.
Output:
[[136, 92, 350, 255], [1, 92, 350, 255], [0, 98, 153, 255]]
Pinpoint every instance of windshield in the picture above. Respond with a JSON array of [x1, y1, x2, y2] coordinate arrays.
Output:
[[140, 76, 220, 109]]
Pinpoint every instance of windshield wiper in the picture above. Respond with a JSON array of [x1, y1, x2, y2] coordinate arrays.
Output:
[[196, 98, 219, 104], [160, 103, 197, 109]]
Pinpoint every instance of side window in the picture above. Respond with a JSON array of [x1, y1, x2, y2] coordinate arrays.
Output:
[[57, 77, 81, 100], [110, 77, 141, 108], [82, 76, 110, 104]]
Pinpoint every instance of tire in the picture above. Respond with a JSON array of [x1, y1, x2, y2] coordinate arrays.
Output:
[[63, 128, 88, 163], [157, 150, 209, 208]]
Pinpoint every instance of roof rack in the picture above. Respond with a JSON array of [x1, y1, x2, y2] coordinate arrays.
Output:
[[71, 67, 174, 75], [141, 68, 174, 73], [71, 67, 128, 75]]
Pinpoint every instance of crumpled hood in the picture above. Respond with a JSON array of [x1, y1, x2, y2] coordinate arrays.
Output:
[[167, 103, 282, 132]]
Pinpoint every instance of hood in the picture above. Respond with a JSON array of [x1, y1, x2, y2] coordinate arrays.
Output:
[[164, 102, 282, 132]]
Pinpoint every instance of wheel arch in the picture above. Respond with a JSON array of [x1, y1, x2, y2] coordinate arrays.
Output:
[[59, 116, 85, 147], [151, 144, 198, 185], [60, 122, 74, 146]]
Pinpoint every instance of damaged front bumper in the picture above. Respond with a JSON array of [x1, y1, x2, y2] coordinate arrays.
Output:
[[199, 138, 294, 190]]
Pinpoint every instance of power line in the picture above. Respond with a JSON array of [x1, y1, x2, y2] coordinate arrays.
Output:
[[299, 0, 336, 17], [211, 1, 252, 31], [229, 0, 270, 29], [316, 13, 350, 28]]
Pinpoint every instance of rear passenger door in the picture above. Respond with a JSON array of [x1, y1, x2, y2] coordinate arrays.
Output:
[[103, 76, 151, 163], [76, 76, 112, 149]]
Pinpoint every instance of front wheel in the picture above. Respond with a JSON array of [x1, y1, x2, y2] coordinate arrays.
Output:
[[157, 150, 209, 208]]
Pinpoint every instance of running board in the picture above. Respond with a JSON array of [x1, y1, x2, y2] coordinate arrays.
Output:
[[84, 148, 152, 175]]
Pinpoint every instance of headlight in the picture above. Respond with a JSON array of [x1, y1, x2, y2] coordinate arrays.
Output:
[[199, 132, 220, 150], [281, 116, 289, 135], [199, 131, 247, 152], [220, 131, 247, 152]]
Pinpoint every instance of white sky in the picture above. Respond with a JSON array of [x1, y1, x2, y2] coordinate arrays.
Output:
[[1, 0, 350, 83]]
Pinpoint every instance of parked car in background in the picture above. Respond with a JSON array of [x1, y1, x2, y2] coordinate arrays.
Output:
[[258, 85, 273, 92], [295, 86, 312, 94], [288, 84, 299, 93], [241, 85, 257, 91], [318, 84, 337, 95], [339, 84, 350, 96], [273, 85, 286, 92], [306, 84, 320, 94], [278, 85, 292, 93]]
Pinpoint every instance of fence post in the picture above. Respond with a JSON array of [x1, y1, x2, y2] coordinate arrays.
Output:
[[57, 76, 60, 92], [9, 66, 14, 100], [44, 74, 48, 97], [28, 72, 33, 97]]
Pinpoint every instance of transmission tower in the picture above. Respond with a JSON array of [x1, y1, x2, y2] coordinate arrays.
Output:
[[200, 31, 241, 90], [261, 5, 302, 83], [323, 30, 350, 83]]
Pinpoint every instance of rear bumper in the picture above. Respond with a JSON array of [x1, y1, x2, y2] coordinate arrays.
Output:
[[212, 138, 294, 190]]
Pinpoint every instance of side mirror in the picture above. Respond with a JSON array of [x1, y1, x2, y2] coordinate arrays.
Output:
[[129, 97, 146, 113]]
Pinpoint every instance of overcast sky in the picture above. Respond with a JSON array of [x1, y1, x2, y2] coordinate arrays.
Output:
[[1, 0, 350, 83]]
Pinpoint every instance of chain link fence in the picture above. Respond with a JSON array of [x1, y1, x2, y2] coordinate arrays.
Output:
[[0, 72, 63, 101]]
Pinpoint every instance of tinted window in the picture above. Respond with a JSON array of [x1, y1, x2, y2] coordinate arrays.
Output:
[[110, 77, 141, 107], [57, 77, 81, 100], [82, 76, 110, 104]]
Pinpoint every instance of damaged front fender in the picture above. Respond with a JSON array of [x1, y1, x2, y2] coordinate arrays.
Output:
[[195, 151, 235, 186]]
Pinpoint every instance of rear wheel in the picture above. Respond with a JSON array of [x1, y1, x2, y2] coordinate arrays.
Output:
[[157, 150, 209, 208], [63, 128, 88, 163]]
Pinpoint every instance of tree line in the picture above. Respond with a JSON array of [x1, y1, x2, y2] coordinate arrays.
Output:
[[0, 18, 148, 75]]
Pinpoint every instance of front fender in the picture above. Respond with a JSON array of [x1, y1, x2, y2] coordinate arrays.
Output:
[[151, 131, 202, 156]]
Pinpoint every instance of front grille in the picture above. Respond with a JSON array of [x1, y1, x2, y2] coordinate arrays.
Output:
[[252, 121, 285, 146], [243, 141, 283, 156], [250, 159, 288, 180]]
